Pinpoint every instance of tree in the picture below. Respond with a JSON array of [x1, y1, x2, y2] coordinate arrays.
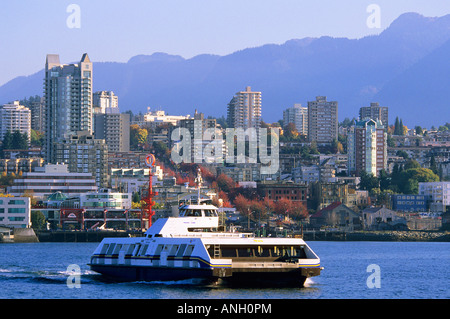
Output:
[[31, 211, 46, 230], [216, 173, 235, 193], [331, 138, 344, 154], [132, 192, 141, 203], [11, 130, 28, 149], [289, 201, 308, 220], [415, 126, 423, 135], [396, 150, 409, 159], [130, 124, 142, 150], [250, 200, 266, 228], [359, 171, 379, 192], [233, 194, 253, 228], [397, 167, 439, 194], [2, 131, 13, 150], [429, 155, 439, 176], [136, 128, 148, 149], [399, 119, 405, 136], [378, 169, 391, 191], [30, 129, 44, 147], [274, 198, 292, 217], [283, 122, 299, 140], [404, 159, 420, 170], [394, 117, 400, 135]]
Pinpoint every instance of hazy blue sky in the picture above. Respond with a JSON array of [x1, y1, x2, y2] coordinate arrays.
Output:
[[0, 0, 449, 85]]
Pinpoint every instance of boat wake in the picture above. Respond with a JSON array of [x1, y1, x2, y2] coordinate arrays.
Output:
[[0, 267, 101, 285]]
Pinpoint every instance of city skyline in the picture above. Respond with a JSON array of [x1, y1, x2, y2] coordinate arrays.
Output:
[[1, 1, 449, 86]]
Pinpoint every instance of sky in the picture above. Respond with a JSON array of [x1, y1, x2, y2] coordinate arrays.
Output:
[[0, 0, 449, 86]]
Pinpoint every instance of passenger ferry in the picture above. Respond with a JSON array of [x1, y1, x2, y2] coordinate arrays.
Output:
[[89, 168, 322, 286]]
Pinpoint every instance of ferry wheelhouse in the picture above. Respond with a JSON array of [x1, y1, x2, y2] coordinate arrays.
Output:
[[89, 161, 322, 286]]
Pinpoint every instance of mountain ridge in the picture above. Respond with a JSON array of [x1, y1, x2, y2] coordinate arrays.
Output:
[[1, 12, 449, 127]]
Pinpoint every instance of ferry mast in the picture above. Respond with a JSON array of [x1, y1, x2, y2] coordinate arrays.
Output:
[[195, 167, 203, 204]]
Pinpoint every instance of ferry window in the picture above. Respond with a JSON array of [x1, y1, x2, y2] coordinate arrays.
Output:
[[100, 244, 109, 254], [113, 244, 122, 255], [177, 244, 187, 257], [256, 246, 270, 257], [278, 246, 291, 257], [237, 248, 253, 258], [179, 209, 186, 216], [271, 246, 280, 257], [133, 244, 141, 256], [169, 245, 179, 256], [296, 246, 307, 258], [221, 247, 237, 258], [184, 245, 195, 256], [126, 245, 135, 256], [155, 245, 164, 255], [139, 244, 149, 256], [205, 210, 218, 217], [193, 210, 201, 216], [106, 244, 116, 255]]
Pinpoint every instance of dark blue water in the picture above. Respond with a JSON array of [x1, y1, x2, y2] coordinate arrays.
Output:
[[0, 241, 448, 299]]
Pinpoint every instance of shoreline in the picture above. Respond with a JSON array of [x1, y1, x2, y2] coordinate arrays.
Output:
[[2, 229, 449, 243], [302, 230, 450, 242]]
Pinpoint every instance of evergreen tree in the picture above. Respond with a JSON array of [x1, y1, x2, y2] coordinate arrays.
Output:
[[394, 117, 400, 135], [2, 131, 13, 150], [399, 119, 404, 136], [430, 155, 439, 176], [11, 130, 28, 149]]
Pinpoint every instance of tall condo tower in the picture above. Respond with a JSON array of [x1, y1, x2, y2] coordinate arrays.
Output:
[[307, 96, 338, 144], [44, 53, 93, 162], [227, 86, 261, 131], [347, 118, 387, 177]]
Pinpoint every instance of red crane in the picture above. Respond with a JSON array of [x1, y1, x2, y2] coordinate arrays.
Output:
[[141, 154, 158, 229]]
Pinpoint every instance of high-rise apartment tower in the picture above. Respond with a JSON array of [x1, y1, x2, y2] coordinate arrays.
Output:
[[44, 53, 93, 162], [307, 96, 338, 144]]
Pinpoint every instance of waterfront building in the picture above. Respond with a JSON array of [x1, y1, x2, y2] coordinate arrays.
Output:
[[309, 182, 349, 210], [227, 86, 262, 132], [347, 118, 387, 177], [8, 163, 98, 200], [52, 131, 108, 188], [283, 104, 308, 135], [257, 180, 308, 204], [418, 182, 450, 213], [68, 190, 132, 210], [309, 202, 362, 231], [307, 96, 338, 144], [359, 102, 388, 127], [0, 196, 31, 228], [44, 53, 93, 162], [0, 101, 31, 143], [362, 206, 406, 230], [391, 194, 430, 212]]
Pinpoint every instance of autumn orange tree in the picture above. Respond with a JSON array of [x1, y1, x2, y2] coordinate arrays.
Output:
[[216, 173, 235, 193], [274, 198, 308, 221]]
